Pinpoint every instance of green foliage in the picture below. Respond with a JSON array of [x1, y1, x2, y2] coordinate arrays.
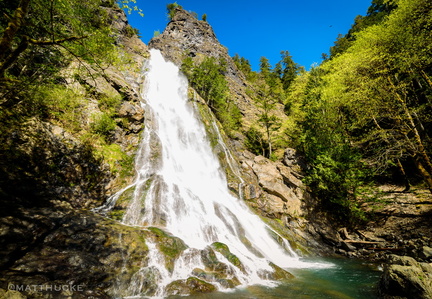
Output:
[[167, 2, 182, 20], [153, 30, 161, 37], [91, 113, 116, 139], [232, 53, 254, 80], [255, 85, 281, 159], [202, 13, 207, 22], [277, 51, 303, 90], [329, 0, 397, 58], [120, 0, 144, 17], [35, 84, 84, 131], [283, 0, 432, 223], [244, 126, 268, 157], [181, 56, 241, 136]]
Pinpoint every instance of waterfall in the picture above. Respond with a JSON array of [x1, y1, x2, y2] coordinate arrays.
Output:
[[104, 49, 331, 297]]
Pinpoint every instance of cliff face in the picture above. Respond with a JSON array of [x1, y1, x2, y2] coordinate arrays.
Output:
[[149, 8, 287, 133], [0, 5, 152, 298]]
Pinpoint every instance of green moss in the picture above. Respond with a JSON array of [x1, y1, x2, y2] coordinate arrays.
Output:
[[165, 277, 216, 296], [145, 227, 188, 273], [192, 268, 239, 289], [211, 242, 244, 272], [269, 262, 294, 281], [108, 209, 125, 221]]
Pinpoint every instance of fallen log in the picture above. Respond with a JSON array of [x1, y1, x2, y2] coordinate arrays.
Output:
[[343, 240, 381, 244]]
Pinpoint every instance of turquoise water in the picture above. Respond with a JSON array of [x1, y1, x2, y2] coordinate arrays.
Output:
[[169, 258, 381, 299]]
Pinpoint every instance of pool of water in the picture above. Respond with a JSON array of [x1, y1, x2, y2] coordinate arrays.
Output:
[[169, 258, 382, 299]]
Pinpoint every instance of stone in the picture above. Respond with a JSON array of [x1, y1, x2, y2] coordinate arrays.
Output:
[[251, 156, 302, 217], [379, 255, 432, 299], [419, 246, 432, 261], [282, 148, 307, 172], [340, 241, 357, 252], [165, 277, 216, 296], [0, 289, 26, 299]]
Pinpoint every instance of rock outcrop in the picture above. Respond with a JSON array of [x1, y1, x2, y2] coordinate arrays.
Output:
[[380, 255, 432, 299], [149, 8, 288, 136], [0, 5, 151, 298]]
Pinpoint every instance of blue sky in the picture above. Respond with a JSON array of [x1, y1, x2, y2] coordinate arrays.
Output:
[[126, 1, 372, 70]]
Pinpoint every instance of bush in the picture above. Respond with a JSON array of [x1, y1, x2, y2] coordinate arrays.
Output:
[[181, 56, 241, 135], [91, 113, 116, 138]]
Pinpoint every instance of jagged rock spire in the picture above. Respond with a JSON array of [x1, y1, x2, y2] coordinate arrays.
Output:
[[149, 7, 244, 82]]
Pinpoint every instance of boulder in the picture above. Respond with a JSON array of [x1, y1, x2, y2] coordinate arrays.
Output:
[[165, 277, 216, 296], [251, 156, 302, 217], [419, 246, 432, 261], [380, 255, 432, 299]]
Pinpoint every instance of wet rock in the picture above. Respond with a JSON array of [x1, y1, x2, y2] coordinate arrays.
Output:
[[211, 242, 245, 272], [0, 207, 149, 298], [192, 268, 239, 289], [165, 277, 217, 296], [144, 227, 188, 273], [269, 263, 295, 281], [258, 263, 294, 281], [200, 247, 229, 273], [379, 255, 432, 299]]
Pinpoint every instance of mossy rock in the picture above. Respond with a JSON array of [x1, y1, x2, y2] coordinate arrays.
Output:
[[269, 262, 294, 281], [165, 277, 217, 296], [107, 185, 136, 220], [192, 268, 240, 288], [0, 288, 26, 299], [200, 246, 229, 273], [145, 227, 188, 273], [211, 242, 245, 273]]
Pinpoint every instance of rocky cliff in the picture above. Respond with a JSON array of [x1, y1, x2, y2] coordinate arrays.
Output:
[[149, 7, 288, 134], [0, 5, 153, 298]]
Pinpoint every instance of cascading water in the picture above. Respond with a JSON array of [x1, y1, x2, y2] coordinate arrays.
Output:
[[102, 49, 332, 297]]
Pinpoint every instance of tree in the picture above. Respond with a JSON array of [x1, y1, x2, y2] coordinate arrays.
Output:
[[277, 50, 302, 90], [320, 0, 432, 192], [232, 53, 252, 78], [119, 0, 144, 17], [181, 56, 241, 135], [0, 0, 119, 104], [329, 0, 397, 58], [167, 2, 182, 20], [259, 56, 271, 78], [257, 93, 280, 159]]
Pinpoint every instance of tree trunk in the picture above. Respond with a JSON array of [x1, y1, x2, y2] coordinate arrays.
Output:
[[388, 77, 432, 189], [414, 157, 432, 194], [397, 159, 410, 192], [0, 0, 31, 61]]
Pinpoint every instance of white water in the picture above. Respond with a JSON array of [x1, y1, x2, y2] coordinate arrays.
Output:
[[106, 49, 332, 297]]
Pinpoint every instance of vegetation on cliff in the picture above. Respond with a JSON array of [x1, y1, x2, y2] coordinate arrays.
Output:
[[230, 0, 432, 222], [0, 0, 146, 203]]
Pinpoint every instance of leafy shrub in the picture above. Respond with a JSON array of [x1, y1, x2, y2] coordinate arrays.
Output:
[[91, 113, 116, 138], [181, 56, 241, 135]]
